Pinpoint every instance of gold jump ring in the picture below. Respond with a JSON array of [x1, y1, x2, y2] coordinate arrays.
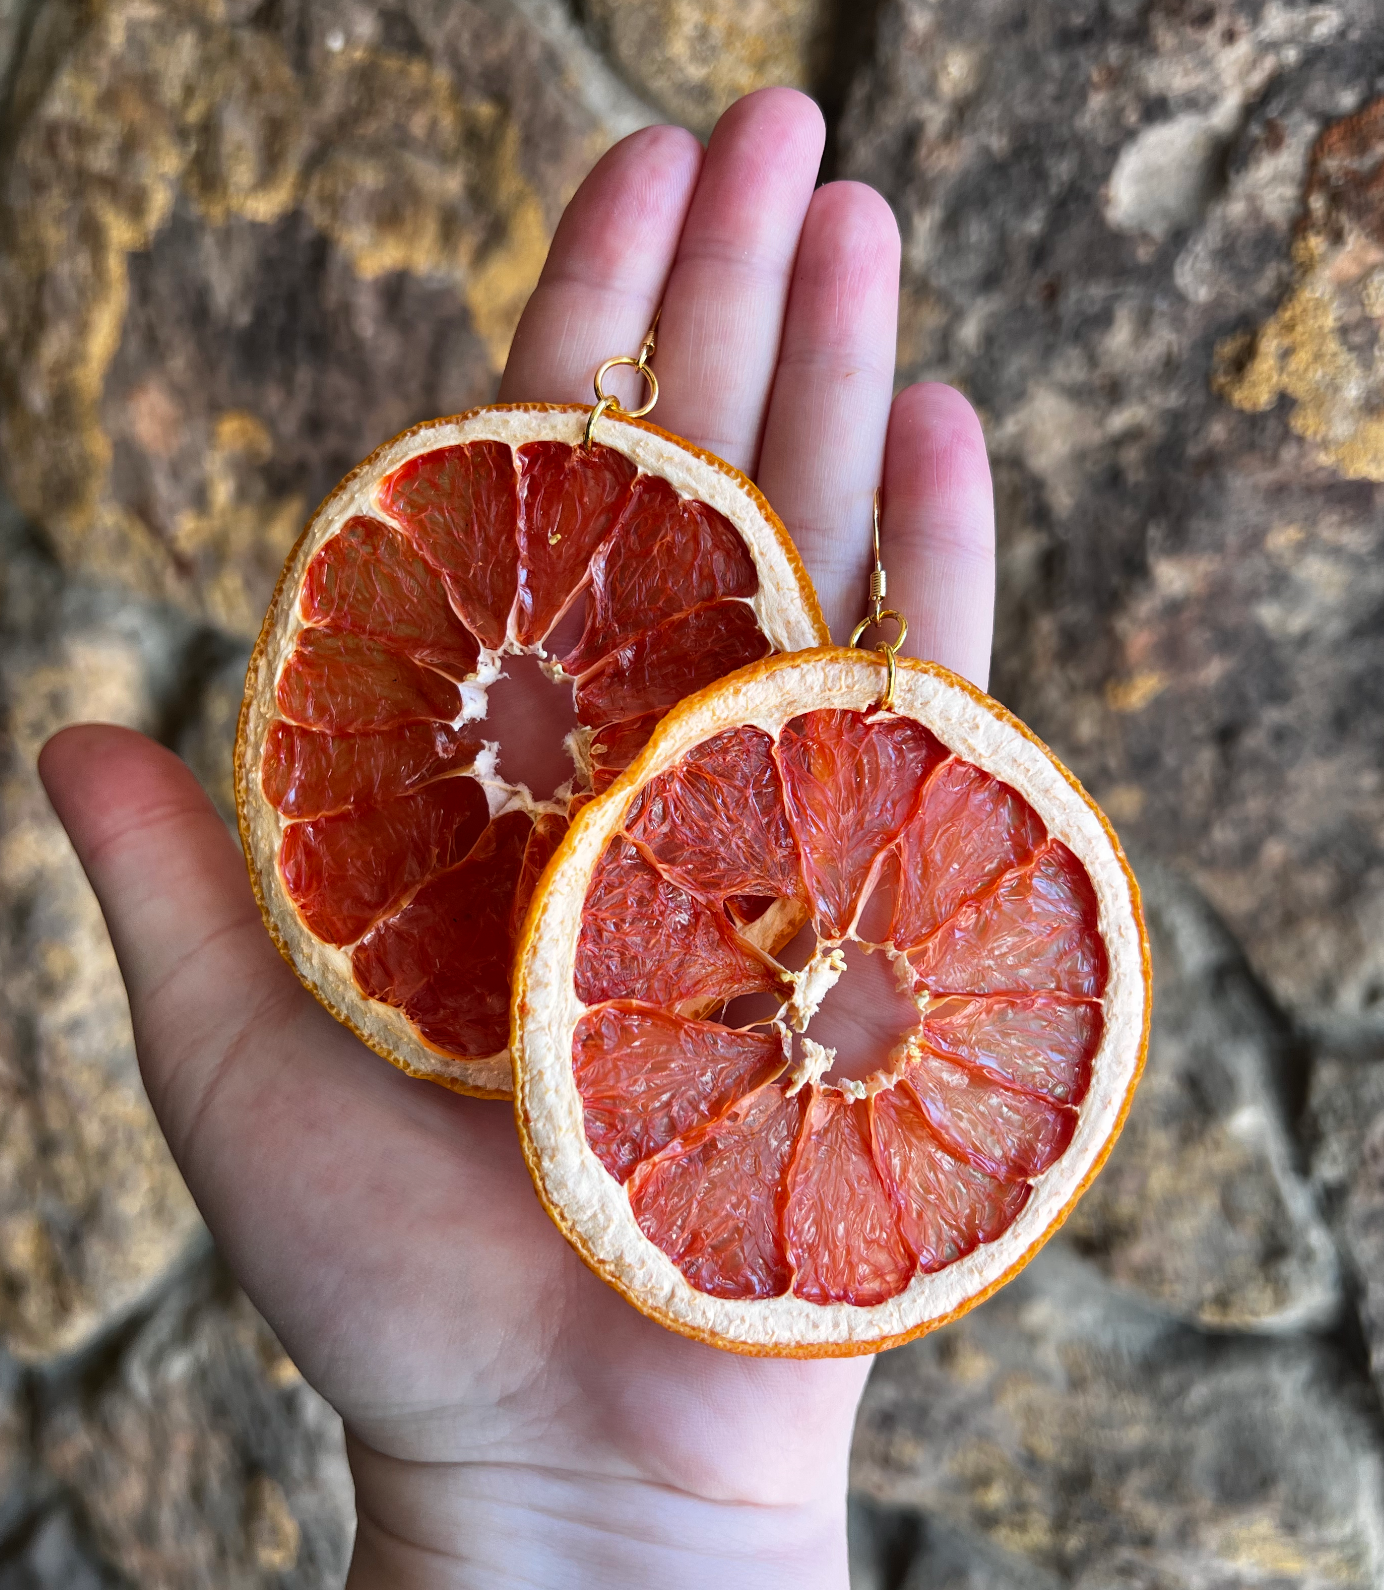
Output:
[[848, 609, 908, 652], [849, 607, 908, 713], [881, 644, 898, 712], [583, 394, 618, 448], [593, 354, 659, 418]]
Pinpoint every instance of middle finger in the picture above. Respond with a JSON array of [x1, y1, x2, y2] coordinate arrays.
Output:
[[652, 88, 826, 475]]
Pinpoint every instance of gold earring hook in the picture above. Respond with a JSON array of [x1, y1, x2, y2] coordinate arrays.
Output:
[[584, 310, 661, 447], [849, 489, 908, 711]]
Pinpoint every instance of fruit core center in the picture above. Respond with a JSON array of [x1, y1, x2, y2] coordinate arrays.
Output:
[[482, 649, 580, 803], [785, 937, 923, 1087]]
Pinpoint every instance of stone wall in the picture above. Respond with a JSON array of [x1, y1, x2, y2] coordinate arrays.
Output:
[[1, 0, 1382, 1582]]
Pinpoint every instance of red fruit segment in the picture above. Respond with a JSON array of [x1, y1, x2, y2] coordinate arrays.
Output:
[[262, 721, 481, 820], [627, 1081, 806, 1300], [891, 760, 1047, 950], [900, 1052, 1076, 1181], [512, 811, 568, 937], [589, 711, 662, 792], [784, 1090, 915, 1306], [573, 1005, 787, 1183], [871, 1086, 1030, 1271], [625, 726, 803, 906], [299, 516, 481, 680], [515, 442, 637, 647], [920, 995, 1101, 1105], [352, 810, 532, 1058], [575, 838, 782, 1009], [377, 441, 519, 650], [778, 711, 947, 941], [279, 776, 490, 946], [277, 629, 462, 732], [563, 475, 758, 676], [575, 600, 770, 729], [909, 842, 1108, 999]]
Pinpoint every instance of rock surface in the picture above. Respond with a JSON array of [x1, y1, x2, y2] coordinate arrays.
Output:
[[0, 499, 202, 1364], [1060, 857, 1339, 1332], [852, 1249, 1384, 1588], [584, 0, 832, 137], [840, 0, 1384, 1040], [40, 1258, 354, 1589], [2, 0, 1384, 1583], [1307, 1047, 1384, 1403], [0, 1506, 125, 1590], [0, 0, 626, 636]]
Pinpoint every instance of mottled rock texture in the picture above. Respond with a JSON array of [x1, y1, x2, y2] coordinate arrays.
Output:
[[2, 0, 1383, 1583], [841, 0, 1384, 1040], [1060, 857, 1339, 1332], [853, 1249, 1384, 1588], [0, 501, 201, 1365], [583, 0, 833, 137], [40, 1263, 354, 1588], [1308, 1046, 1384, 1401], [0, 0, 627, 635]]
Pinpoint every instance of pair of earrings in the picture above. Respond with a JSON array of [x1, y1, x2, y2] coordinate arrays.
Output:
[[236, 322, 1149, 1353]]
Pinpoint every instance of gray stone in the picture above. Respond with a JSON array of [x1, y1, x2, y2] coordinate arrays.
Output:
[[1307, 1052, 1384, 1213], [903, 1518, 1064, 1590], [850, 1499, 1063, 1590], [1060, 858, 1340, 1332], [838, 0, 1384, 1040], [40, 1264, 354, 1590], [0, 0, 626, 636], [583, 0, 833, 139], [0, 503, 203, 1363], [1307, 1048, 1384, 1401], [0, 1352, 29, 1545], [177, 638, 254, 827], [854, 1249, 1384, 1588], [0, 0, 40, 121], [0, 1508, 125, 1590]]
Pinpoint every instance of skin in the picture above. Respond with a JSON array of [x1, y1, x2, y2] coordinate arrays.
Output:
[[39, 89, 995, 1588]]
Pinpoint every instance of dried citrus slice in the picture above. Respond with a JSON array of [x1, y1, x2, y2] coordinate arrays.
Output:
[[513, 648, 1149, 1354], [235, 405, 825, 1097]]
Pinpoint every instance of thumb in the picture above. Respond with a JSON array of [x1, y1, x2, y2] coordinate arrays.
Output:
[[36, 724, 306, 1153]]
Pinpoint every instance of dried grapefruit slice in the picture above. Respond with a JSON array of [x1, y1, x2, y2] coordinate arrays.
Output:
[[513, 648, 1149, 1354], [236, 405, 825, 1098]]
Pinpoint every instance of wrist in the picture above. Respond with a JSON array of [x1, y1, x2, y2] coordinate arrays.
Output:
[[344, 1439, 851, 1590]]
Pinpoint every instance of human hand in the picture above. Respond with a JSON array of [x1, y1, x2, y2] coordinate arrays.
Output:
[[39, 88, 994, 1589]]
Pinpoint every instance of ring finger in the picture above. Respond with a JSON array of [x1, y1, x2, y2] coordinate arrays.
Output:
[[754, 181, 901, 641]]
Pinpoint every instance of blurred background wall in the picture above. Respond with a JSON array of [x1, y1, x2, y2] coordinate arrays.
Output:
[[0, 0, 1382, 1583]]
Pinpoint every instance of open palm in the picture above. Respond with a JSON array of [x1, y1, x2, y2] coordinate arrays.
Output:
[[40, 89, 995, 1588]]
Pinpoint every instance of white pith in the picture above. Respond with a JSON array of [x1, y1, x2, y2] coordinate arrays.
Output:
[[514, 651, 1149, 1351], [236, 405, 825, 1097]]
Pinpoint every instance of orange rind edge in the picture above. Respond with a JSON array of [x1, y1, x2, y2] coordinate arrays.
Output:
[[510, 645, 1153, 1356], [233, 402, 829, 1101]]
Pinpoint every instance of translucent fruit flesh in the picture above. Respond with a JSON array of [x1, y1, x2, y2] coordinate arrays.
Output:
[[571, 711, 1108, 1306], [261, 438, 775, 1063]]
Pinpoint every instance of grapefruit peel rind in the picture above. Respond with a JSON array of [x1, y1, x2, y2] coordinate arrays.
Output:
[[235, 404, 827, 1100], [512, 648, 1151, 1354]]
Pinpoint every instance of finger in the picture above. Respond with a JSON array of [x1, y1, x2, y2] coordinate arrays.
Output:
[[652, 88, 826, 474], [880, 383, 995, 690], [39, 725, 287, 1039], [500, 124, 703, 405], [35, 727, 508, 1161], [754, 181, 900, 641]]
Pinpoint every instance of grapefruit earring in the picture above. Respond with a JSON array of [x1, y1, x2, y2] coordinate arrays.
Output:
[[511, 488, 1151, 1354], [234, 321, 827, 1098]]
